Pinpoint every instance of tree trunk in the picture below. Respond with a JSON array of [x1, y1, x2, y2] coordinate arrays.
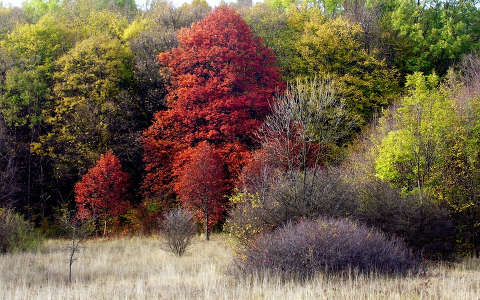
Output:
[[69, 227, 76, 284], [103, 219, 107, 237], [69, 243, 73, 283], [473, 225, 479, 258], [27, 137, 32, 216], [205, 210, 209, 241]]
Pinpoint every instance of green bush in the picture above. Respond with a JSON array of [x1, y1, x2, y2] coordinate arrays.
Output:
[[0, 208, 43, 254]]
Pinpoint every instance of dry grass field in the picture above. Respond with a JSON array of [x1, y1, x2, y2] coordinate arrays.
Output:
[[1, 234, 480, 300]]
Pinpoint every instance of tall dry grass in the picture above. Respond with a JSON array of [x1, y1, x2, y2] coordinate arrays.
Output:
[[1, 235, 479, 299]]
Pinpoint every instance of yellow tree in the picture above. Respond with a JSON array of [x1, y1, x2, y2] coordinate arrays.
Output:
[[293, 16, 399, 129], [35, 35, 134, 179]]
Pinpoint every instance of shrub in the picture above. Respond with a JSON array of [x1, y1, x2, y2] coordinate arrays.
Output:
[[235, 217, 419, 280], [353, 180, 457, 260], [0, 208, 42, 254], [224, 192, 274, 249], [225, 167, 356, 248], [229, 160, 456, 259], [160, 208, 196, 256]]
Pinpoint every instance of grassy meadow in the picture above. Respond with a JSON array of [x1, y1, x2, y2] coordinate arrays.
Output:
[[1, 235, 479, 300]]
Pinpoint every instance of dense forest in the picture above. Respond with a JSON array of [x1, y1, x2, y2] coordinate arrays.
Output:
[[1, 0, 480, 261]]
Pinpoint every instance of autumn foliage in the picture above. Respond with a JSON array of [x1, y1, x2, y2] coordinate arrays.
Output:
[[174, 142, 227, 240], [74, 151, 130, 235], [143, 7, 283, 202]]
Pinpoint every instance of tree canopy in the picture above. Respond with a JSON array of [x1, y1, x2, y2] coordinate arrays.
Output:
[[143, 6, 283, 201], [75, 151, 130, 235]]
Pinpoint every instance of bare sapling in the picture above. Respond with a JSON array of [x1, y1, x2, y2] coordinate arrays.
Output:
[[58, 207, 94, 283]]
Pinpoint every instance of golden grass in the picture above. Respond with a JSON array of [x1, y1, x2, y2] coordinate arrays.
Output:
[[1, 234, 479, 300]]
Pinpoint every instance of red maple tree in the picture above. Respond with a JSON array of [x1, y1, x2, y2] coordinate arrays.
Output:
[[173, 142, 226, 240], [74, 151, 130, 236], [143, 7, 283, 202]]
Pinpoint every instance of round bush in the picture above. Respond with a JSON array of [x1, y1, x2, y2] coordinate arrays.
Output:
[[235, 217, 419, 280]]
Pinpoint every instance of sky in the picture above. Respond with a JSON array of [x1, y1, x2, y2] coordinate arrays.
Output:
[[2, 0, 250, 8]]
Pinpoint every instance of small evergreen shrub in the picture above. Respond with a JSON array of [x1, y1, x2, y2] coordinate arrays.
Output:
[[0, 208, 42, 254], [235, 217, 419, 280], [160, 208, 196, 256]]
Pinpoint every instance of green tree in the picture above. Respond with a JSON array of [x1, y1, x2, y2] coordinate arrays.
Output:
[[242, 3, 297, 81], [375, 66, 480, 256], [375, 72, 455, 199], [59, 0, 137, 19], [35, 35, 135, 179], [435, 55, 480, 256], [390, 0, 480, 75], [293, 16, 399, 129], [0, 15, 74, 124], [265, 0, 342, 15], [438, 97, 480, 256], [0, 15, 74, 213], [75, 10, 128, 40], [245, 6, 399, 130], [23, 0, 62, 23]]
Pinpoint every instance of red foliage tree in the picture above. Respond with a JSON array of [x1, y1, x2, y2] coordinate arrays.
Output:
[[143, 7, 284, 202], [173, 142, 227, 240], [74, 151, 130, 236]]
